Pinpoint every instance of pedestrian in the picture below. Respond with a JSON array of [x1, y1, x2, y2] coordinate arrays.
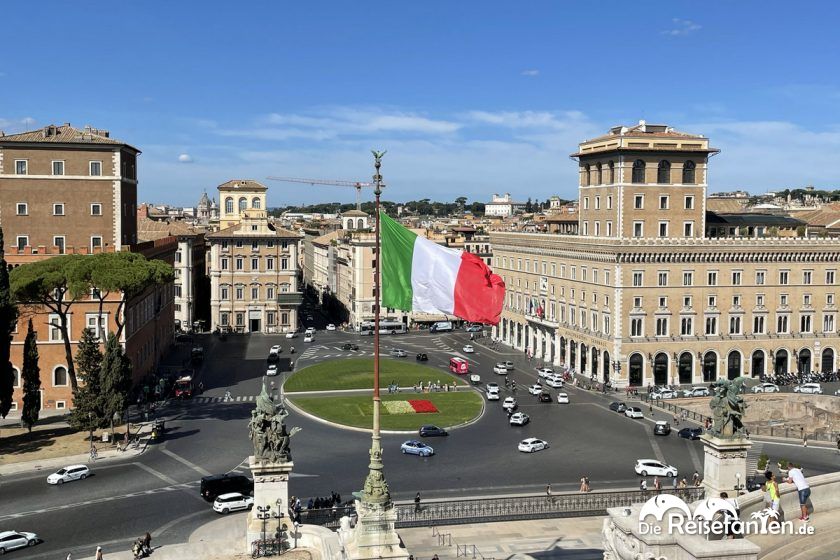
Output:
[[640, 479, 648, 493], [584, 476, 590, 492], [654, 476, 661, 493], [579, 476, 586, 492], [432, 555, 439, 560], [692, 471, 700, 487], [785, 464, 811, 521], [546, 484, 553, 502], [672, 476, 678, 492], [66, 554, 72, 560], [803, 434, 808, 447], [142, 532, 151, 554], [95, 546, 104, 560], [414, 492, 421, 513]]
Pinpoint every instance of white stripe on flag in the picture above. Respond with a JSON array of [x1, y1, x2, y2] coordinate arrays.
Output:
[[411, 235, 461, 315]]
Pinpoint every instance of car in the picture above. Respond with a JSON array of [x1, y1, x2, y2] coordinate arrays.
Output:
[[487, 382, 499, 392], [285, 331, 298, 339], [0, 531, 40, 554], [266, 364, 278, 376], [502, 397, 517, 412], [536, 367, 554, 378], [624, 407, 644, 419], [509, 412, 530, 425], [462, 345, 475, 353], [326, 323, 336, 331], [47, 464, 90, 485], [528, 384, 543, 395], [493, 364, 508, 375], [556, 392, 569, 404], [213, 492, 254, 514], [389, 349, 407, 358], [200, 473, 254, 502], [609, 401, 627, 413], [305, 327, 315, 335], [682, 386, 710, 397], [634, 459, 678, 478], [269, 344, 282, 355], [419, 425, 448, 437], [653, 421, 671, 436], [487, 390, 500, 401], [538, 392, 552, 403], [465, 324, 483, 332], [342, 343, 359, 351], [503, 361, 515, 370], [650, 389, 677, 400], [678, 427, 703, 440], [416, 353, 428, 361], [544, 375, 564, 388], [304, 334, 314, 343], [306, 315, 314, 321], [518, 437, 549, 453], [400, 440, 434, 457], [752, 382, 780, 393], [794, 383, 823, 394], [836, 388, 840, 396]]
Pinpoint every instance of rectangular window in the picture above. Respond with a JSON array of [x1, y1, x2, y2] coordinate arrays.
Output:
[[824, 314, 835, 333], [733, 295, 741, 307], [266, 258, 274, 270], [235, 286, 244, 299], [632, 271, 643, 287], [683, 222, 694, 237], [732, 271, 742, 285], [582, 222, 589, 235], [753, 316, 765, 334], [729, 316, 742, 335], [780, 294, 788, 306], [683, 272, 693, 286], [658, 296, 667, 308], [828, 294, 835, 305], [777, 315, 789, 334], [684, 296, 692, 308], [53, 203, 65, 216], [634, 195, 644, 209], [235, 258, 243, 270], [49, 313, 64, 341], [631, 318, 643, 337], [604, 315, 611, 335], [251, 258, 258, 270], [708, 295, 717, 307], [607, 196, 613, 209], [594, 222, 600, 236], [606, 222, 613, 236], [658, 222, 668, 237], [656, 317, 668, 337], [91, 236, 102, 251], [659, 195, 669, 210], [756, 271, 765, 285], [174, 285, 182, 297], [281, 258, 289, 270], [800, 315, 812, 333], [705, 316, 717, 335], [90, 203, 102, 216], [633, 222, 643, 237], [220, 286, 229, 300], [757, 294, 765, 306], [52, 161, 65, 175], [827, 270, 836, 285], [235, 240, 243, 248], [220, 312, 230, 326], [15, 160, 28, 175], [658, 272, 668, 287], [16, 202, 28, 215], [633, 296, 642, 308], [681, 317, 693, 336], [779, 270, 789, 285], [594, 196, 601, 210], [251, 287, 259, 299], [684, 196, 694, 209], [251, 241, 259, 251], [267, 286, 275, 300], [605, 270, 611, 285], [267, 312, 276, 326], [583, 197, 590, 210], [708, 271, 718, 286], [86, 313, 107, 340], [804, 294, 811, 306], [221, 258, 229, 271], [803, 271, 813, 285], [551, 263, 556, 276], [53, 236, 65, 254], [235, 312, 244, 327], [90, 161, 102, 176]]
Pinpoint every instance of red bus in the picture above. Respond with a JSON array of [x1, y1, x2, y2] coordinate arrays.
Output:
[[449, 357, 469, 374]]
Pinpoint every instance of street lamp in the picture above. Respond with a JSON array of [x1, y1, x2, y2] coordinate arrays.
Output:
[[88, 412, 94, 459], [256, 505, 272, 545]]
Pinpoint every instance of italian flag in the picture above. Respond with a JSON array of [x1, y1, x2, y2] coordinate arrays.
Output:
[[380, 212, 506, 325]]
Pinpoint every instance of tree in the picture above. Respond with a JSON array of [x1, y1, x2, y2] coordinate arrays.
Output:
[[99, 333, 132, 435], [0, 229, 18, 419], [525, 197, 533, 213], [68, 328, 105, 432], [21, 319, 40, 432]]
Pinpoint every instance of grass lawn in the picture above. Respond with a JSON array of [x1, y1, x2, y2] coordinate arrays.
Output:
[[289, 391, 482, 430], [285, 357, 468, 392]]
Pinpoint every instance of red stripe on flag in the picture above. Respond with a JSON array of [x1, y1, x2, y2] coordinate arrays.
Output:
[[452, 252, 506, 325]]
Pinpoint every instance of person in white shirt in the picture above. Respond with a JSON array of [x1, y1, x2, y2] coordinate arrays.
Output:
[[785, 464, 811, 521]]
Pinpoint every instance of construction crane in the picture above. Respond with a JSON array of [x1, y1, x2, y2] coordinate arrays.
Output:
[[266, 176, 373, 211]]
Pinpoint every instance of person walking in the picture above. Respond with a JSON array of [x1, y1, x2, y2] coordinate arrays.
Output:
[[95, 546, 104, 560], [653, 476, 661, 494], [584, 476, 590, 492], [546, 484, 553, 502], [785, 464, 811, 521], [672, 476, 678, 492], [640, 479, 648, 496], [579, 476, 586, 492], [142, 532, 151, 555], [414, 492, 421, 513], [692, 471, 700, 487]]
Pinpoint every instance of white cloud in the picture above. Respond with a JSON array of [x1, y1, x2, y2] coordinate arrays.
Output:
[[520, 69, 540, 77], [178, 153, 193, 163], [662, 18, 702, 37]]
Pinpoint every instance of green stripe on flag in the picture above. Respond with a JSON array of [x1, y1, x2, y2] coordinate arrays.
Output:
[[380, 211, 417, 311]]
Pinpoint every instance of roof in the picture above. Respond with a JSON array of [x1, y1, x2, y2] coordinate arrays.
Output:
[[137, 218, 197, 241], [586, 121, 706, 143], [705, 212, 805, 227], [205, 222, 301, 239], [0, 123, 139, 152], [218, 180, 267, 192], [794, 204, 840, 228], [342, 210, 368, 217], [311, 230, 342, 246], [705, 198, 747, 213]]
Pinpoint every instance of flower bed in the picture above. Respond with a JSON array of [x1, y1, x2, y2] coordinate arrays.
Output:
[[383, 400, 415, 414], [408, 399, 439, 413]]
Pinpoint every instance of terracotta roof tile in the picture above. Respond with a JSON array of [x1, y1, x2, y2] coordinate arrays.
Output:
[[0, 123, 138, 151]]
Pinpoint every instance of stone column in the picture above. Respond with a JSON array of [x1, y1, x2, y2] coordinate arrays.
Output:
[[700, 435, 752, 498], [246, 457, 294, 553]]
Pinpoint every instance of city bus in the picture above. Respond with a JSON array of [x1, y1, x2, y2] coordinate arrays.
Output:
[[359, 320, 407, 335], [449, 357, 469, 374]]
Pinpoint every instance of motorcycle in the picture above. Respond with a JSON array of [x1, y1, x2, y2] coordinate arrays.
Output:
[[290, 347, 296, 354]]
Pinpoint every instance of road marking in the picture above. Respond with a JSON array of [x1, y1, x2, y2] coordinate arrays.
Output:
[[132, 462, 179, 485], [684, 437, 704, 473], [160, 448, 212, 477]]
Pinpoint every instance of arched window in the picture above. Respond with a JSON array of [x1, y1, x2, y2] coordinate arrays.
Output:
[[678, 352, 693, 384], [703, 351, 718, 382], [225, 197, 234, 214], [657, 160, 671, 184], [608, 161, 615, 184], [251, 197, 261, 209], [629, 353, 644, 386], [683, 160, 696, 184], [238, 197, 247, 212], [774, 349, 788, 376], [12, 367, 20, 387], [821, 348, 834, 374], [357, 219, 364, 229], [595, 163, 602, 185], [53, 365, 68, 387], [632, 160, 645, 183], [584, 164, 591, 186], [727, 351, 741, 380], [751, 350, 765, 377], [654, 353, 669, 385]]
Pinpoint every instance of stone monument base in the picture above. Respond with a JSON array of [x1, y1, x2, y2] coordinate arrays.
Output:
[[701, 434, 752, 498], [246, 456, 294, 554], [339, 499, 410, 560]]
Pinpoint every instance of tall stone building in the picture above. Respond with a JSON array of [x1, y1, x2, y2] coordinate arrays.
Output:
[[492, 121, 840, 388]]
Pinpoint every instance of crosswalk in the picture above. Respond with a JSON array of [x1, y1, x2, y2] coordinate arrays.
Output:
[[746, 441, 765, 473], [193, 394, 256, 404]]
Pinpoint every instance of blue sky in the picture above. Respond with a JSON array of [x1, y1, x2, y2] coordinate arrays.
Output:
[[2, 1, 839, 207]]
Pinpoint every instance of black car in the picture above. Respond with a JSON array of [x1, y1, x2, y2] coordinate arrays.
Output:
[[538, 392, 552, 403], [653, 421, 671, 436], [419, 425, 448, 437], [609, 401, 627, 413], [342, 343, 359, 351], [200, 473, 253, 502], [416, 353, 428, 361], [678, 427, 703, 440]]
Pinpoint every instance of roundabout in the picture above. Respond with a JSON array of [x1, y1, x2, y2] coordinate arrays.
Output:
[[284, 358, 483, 431]]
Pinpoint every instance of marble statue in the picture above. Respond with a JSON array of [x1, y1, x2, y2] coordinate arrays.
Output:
[[709, 377, 748, 438], [248, 382, 300, 463]]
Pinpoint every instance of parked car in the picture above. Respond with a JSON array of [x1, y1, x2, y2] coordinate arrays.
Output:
[[503, 361, 515, 370], [678, 427, 703, 440], [465, 324, 483, 332], [653, 421, 671, 436], [389, 349, 407, 358], [401, 440, 434, 457], [544, 375, 564, 388], [556, 392, 569, 404], [634, 459, 678, 478], [0, 531, 40, 554], [326, 323, 336, 331], [493, 364, 508, 375], [419, 425, 448, 437], [343, 343, 359, 351], [266, 364, 278, 376], [752, 383, 780, 393], [624, 407, 644, 419], [502, 397, 517, 412], [682, 386, 711, 397], [285, 331, 298, 339], [536, 367, 554, 378], [518, 438, 549, 453], [200, 473, 254, 502], [462, 345, 475, 353], [213, 492, 254, 514], [509, 412, 530, 426], [47, 464, 90, 485], [609, 401, 627, 413], [538, 392, 552, 403], [794, 383, 823, 394], [650, 389, 677, 400]]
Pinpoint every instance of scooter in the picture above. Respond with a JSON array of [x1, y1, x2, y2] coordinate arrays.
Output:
[[290, 347, 296, 354]]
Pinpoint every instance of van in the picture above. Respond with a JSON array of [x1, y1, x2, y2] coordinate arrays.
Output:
[[200, 473, 254, 502], [449, 357, 469, 374], [430, 321, 453, 333]]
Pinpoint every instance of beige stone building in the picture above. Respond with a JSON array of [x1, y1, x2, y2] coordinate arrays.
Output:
[[207, 180, 302, 333], [491, 121, 840, 388]]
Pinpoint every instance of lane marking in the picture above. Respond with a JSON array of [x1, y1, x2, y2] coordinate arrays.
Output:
[[133, 461, 179, 486], [160, 448, 212, 477]]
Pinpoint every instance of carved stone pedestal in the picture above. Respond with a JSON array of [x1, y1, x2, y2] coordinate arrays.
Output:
[[339, 499, 410, 560], [701, 434, 752, 498], [246, 456, 293, 553]]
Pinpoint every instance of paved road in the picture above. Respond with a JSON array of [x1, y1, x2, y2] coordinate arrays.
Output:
[[3, 312, 839, 558]]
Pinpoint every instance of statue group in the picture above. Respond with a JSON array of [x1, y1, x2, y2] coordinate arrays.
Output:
[[248, 382, 300, 463], [709, 377, 748, 438]]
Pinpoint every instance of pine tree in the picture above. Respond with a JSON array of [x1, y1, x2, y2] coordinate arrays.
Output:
[[69, 328, 104, 432], [0, 228, 18, 419], [21, 319, 41, 432], [100, 333, 132, 434]]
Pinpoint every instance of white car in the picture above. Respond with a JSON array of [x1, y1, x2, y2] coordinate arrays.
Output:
[[527, 384, 543, 395], [794, 383, 823, 394], [502, 397, 517, 412], [518, 437, 549, 453], [634, 459, 678, 478], [556, 392, 569, 404], [47, 464, 90, 485], [752, 383, 780, 393], [303, 334, 314, 343], [682, 386, 710, 397], [0, 531, 40, 554], [493, 365, 508, 375], [389, 349, 408, 358], [624, 407, 644, 419], [509, 412, 530, 426], [326, 323, 336, 331], [269, 344, 282, 354], [463, 345, 475, 353], [536, 367, 554, 378], [305, 327, 316, 336], [213, 492, 254, 514], [835, 388, 840, 396], [285, 331, 298, 339], [544, 375, 564, 388], [650, 389, 677, 399], [266, 364, 278, 376], [486, 390, 500, 401]]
